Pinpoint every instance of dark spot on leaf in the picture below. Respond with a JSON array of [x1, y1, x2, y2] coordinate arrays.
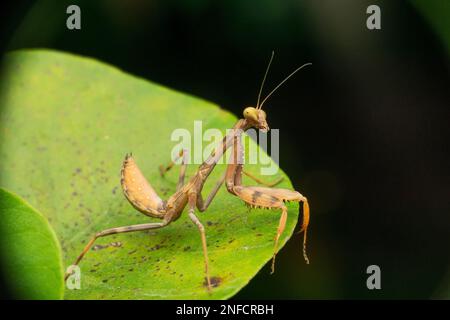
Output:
[[128, 249, 136, 255], [90, 269, 96, 273], [92, 241, 122, 251], [256, 233, 263, 237], [148, 244, 161, 251], [228, 239, 235, 244], [203, 276, 222, 288], [102, 279, 108, 283], [128, 268, 134, 272], [183, 246, 190, 251]]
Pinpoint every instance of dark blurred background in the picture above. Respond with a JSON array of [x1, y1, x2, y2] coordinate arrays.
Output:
[[1, 0, 449, 299]]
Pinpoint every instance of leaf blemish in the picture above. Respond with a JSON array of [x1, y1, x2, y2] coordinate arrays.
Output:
[[203, 276, 222, 288], [148, 244, 162, 251], [92, 241, 122, 251], [92, 244, 105, 251]]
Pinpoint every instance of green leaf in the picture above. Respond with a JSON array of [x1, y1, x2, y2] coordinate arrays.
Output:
[[0, 187, 64, 299], [0, 49, 300, 299]]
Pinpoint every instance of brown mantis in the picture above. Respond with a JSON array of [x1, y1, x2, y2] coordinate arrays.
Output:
[[65, 53, 311, 292]]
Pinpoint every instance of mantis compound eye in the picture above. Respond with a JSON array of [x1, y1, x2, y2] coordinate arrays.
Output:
[[243, 107, 258, 121]]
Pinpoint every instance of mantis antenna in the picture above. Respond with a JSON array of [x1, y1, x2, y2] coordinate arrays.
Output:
[[256, 51, 275, 109], [258, 62, 312, 110]]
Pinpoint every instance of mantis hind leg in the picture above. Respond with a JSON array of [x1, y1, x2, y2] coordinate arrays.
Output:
[[64, 219, 170, 281]]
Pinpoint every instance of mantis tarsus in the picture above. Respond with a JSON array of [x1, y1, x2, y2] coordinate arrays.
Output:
[[65, 53, 311, 292]]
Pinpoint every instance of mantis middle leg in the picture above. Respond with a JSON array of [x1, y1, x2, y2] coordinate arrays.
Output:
[[187, 192, 212, 291]]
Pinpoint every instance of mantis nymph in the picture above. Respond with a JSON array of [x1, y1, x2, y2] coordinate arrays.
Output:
[[65, 53, 311, 291]]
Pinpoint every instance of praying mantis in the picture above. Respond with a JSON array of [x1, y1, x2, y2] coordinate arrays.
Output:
[[64, 53, 311, 292]]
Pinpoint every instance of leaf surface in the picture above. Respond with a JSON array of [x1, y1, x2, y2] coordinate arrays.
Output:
[[0, 50, 300, 299]]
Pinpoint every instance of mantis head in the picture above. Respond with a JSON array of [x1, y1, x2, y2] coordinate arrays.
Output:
[[245, 51, 311, 133], [243, 107, 269, 132]]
